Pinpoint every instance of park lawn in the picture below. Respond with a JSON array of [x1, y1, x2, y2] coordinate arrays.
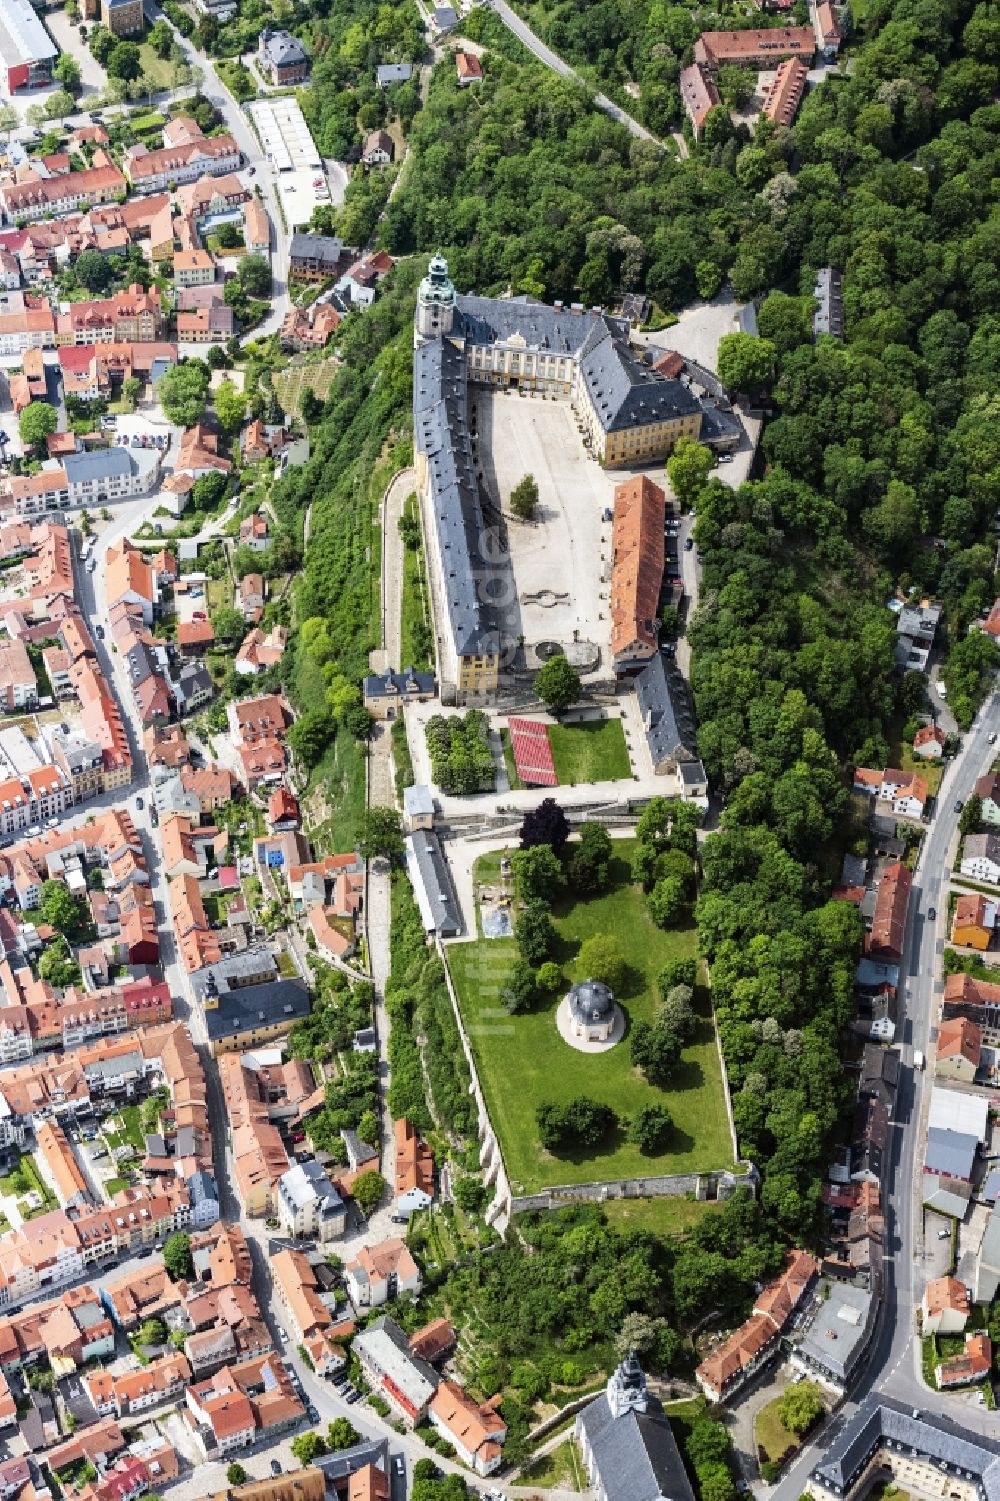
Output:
[[446, 848, 732, 1194], [600, 1195, 722, 1238], [520, 1439, 585, 1492], [548, 718, 631, 785], [137, 43, 175, 91], [754, 1396, 802, 1465]]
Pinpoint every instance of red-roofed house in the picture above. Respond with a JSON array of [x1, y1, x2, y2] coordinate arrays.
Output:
[[936, 1016, 982, 1084]]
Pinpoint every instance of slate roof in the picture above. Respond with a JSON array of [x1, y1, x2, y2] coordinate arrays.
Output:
[[289, 233, 345, 266], [413, 337, 500, 659], [202, 978, 311, 1043], [813, 266, 844, 338], [925, 1126, 978, 1180], [260, 26, 309, 68], [809, 1398, 1000, 1501], [405, 830, 463, 937], [577, 1383, 696, 1501], [634, 653, 697, 766], [64, 448, 137, 484]]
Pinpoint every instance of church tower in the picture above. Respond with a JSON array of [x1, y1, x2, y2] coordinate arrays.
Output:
[[606, 1352, 650, 1419], [415, 253, 457, 346]]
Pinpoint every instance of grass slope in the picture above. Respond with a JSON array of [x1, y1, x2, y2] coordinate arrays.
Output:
[[446, 848, 731, 1194]]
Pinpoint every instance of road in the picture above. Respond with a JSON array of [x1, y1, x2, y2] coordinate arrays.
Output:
[[767, 691, 1000, 1501], [486, 0, 663, 146], [144, 1, 291, 342]]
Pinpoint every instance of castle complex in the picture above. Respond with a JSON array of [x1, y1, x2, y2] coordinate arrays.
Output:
[[412, 255, 702, 702]]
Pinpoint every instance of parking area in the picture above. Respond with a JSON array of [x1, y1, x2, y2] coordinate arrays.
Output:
[[247, 97, 333, 231], [45, 8, 108, 99]]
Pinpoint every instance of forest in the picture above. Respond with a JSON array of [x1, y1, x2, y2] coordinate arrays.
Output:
[[267, 0, 1000, 1285]]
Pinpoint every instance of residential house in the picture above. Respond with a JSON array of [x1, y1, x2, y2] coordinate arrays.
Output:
[[239, 574, 265, 623], [428, 1382, 505, 1475], [345, 1238, 422, 1309], [895, 601, 941, 671], [913, 724, 946, 760], [866, 862, 911, 961], [974, 773, 1000, 825], [455, 52, 483, 85], [935, 1333, 992, 1390], [951, 892, 997, 951], [678, 62, 721, 137], [962, 833, 1000, 885], [174, 250, 216, 288], [363, 131, 394, 167], [921, 1276, 970, 1336], [288, 234, 349, 282], [695, 1251, 818, 1401], [936, 1016, 982, 1084], [258, 25, 310, 84], [376, 63, 414, 87], [762, 55, 808, 125], [277, 1159, 346, 1243], [394, 1117, 433, 1218]]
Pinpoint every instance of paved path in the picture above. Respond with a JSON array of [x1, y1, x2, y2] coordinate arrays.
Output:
[[486, 0, 664, 146]]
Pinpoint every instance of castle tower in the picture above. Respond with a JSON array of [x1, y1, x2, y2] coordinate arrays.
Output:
[[415, 253, 457, 346], [606, 1352, 650, 1419]]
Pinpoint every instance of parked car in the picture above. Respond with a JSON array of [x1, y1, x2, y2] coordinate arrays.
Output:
[[928, 906, 936, 920], [136, 796, 143, 811], [192, 610, 207, 620], [150, 809, 159, 827], [270, 1461, 281, 1478], [307, 1405, 319, 1423], [954, 800, 964, 813], [719, 453, 734, 464], [346, 1390, 362, 1403], [684, 537, 694, 551], [394, 1458, 405, 1477], [95, 624, 104, 639]]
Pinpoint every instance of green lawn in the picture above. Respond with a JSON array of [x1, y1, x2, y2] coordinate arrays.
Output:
[[600, 1195, 722, 1238], [446, 848, 732, 1194], [137, 42, 175, 92], [520, 1439, 585, 1491], [548, 718, 631, 784], [754, 1396, 801, 1465]]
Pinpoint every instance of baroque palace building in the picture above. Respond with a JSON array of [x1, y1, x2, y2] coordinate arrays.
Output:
[[412, 255, 701, 703]]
